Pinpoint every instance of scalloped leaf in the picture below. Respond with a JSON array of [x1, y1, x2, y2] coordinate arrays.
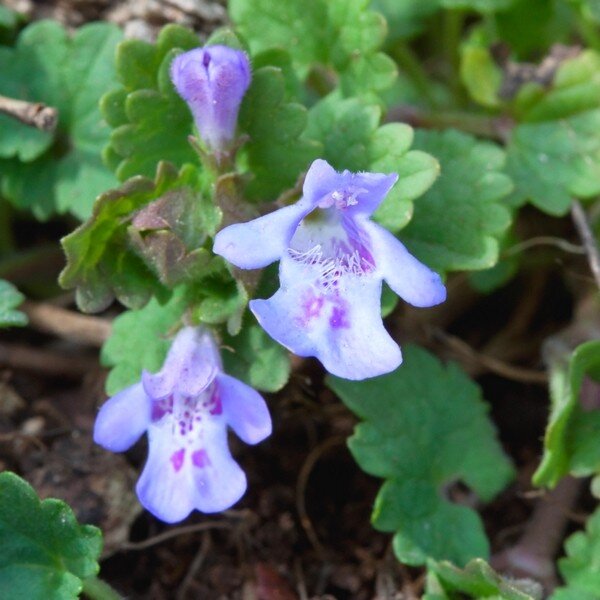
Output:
[[222, 322, 291, 392], [401, 129, 513, 276], [425, 558, 543, 600], [102, 24, 200, 181], [229, 0, 397, 100], [0, 471, 102, 600], [327, 346, 514, 566], [552, 505, 600, 600], [238, 65, 322, 200], [59, 162, 210, 313], [0, 20, 122, 220], [505, 50, 600, 216], [304, 94, 439, 231]]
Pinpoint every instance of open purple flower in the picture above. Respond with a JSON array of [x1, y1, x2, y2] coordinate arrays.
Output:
[[213, 159, 446, 380], [171, 45, 251, 153], [94, 327, 271, 523]]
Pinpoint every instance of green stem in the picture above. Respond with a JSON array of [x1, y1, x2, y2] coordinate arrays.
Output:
[[82, 576, 123, 600], [390, 104, 514, 142], [442, 8, 466, 105], [392, 42, 438, 108]]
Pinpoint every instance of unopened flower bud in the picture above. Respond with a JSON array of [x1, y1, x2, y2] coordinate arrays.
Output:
[[171, 45, 251, 153]]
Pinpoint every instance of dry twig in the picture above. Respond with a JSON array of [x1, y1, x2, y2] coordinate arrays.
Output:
[[176, 532, 211, 600], [21, 300, 112, 347], [571, 199, 600, 290], [120, 510, 250, 551], [432, 329, 548, 384], [0, 94, 58, 132], [0, 342, 95, 377], [120, 521, 231, 551]]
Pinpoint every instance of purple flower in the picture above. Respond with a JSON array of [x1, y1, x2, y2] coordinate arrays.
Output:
[[171, 45, 251, 153], [213, 159, 446, 380], [94, 327, 271, 523]]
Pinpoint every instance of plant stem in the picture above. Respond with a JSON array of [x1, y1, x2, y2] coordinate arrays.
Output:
[[491, 476, 583, 591], [392, 43, 438, 107], [82, 576, 123, 600], [571, 199, 600, 290], [386, 104, 514, 142], [0, 341, 96, 378], [442, 9, 465, 105], [21, 300, 112, 346]]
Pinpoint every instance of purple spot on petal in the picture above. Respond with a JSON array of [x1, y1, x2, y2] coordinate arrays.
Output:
[[303, 293, 324, 320], [330, 305, 350, 329], [170, 448, 185, 472], [192, 448, 211, 468]]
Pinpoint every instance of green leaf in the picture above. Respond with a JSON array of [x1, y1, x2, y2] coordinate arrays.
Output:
[[371, 127, 440, 231], [505, 50, 600, 216], [190, 270, 248, 335], [0, 21, 62, 163], [441, 0, 515, 11], [103, 24, 200, 181], [59, 162, 205, 313], [101, 288, 189, 395], [305, 94, 439, 231], [229, 0, 397, 100], [425, 558, 543, 600], [401, 129, 513, 276], [469, 230, 520, 293], [371, 0, 440, 42], [327, 346, 514, 566], [305, 95, 381, 171], [534, 340, 600, 487], [577, 0, 600, 24], [493, 0, 575, 58], [127, 169, 221, 287], [222, 322, 291, 392], [460, 28, 503, 108], [0, 21, 122, 220], [0, 280, 27, 327], [0, 6, 21, 35], [238, 66, 322, 200], [0, 471, 102, 600], [552, 505, 600, 600], [380, 283, 399, 317]]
